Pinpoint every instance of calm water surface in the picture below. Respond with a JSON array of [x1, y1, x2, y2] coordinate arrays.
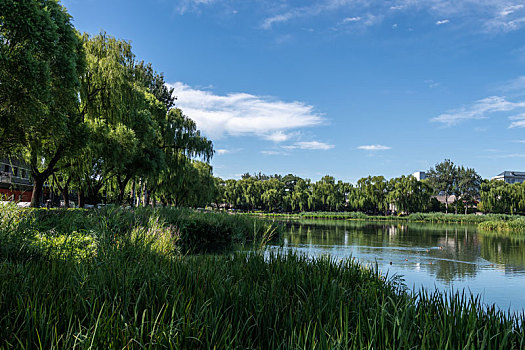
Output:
[[269, 219, 525, 313]]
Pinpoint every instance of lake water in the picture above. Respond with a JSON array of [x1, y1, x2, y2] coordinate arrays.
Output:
[[269, 219, 525, 313]]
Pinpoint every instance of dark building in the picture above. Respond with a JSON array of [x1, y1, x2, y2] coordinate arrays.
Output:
[[0, 158, 33, 202]]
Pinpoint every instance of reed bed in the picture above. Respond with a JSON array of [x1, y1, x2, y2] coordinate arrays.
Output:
[[479, 217, 525, 234], [251, 211, 519, 224], [1, 204, 525, 348]]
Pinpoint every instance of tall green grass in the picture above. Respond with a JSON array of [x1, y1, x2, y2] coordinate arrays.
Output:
[[0, 203, 280, 256], [479, 217, 525, 234], [1, 248, 524, 348], [1, 203, 525, 348]]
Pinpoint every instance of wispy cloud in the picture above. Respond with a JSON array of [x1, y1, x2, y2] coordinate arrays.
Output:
[[509, 113, 525, 128], [497, 76, 525, 94], [482, 153, 525, 159], [357, 144, 391, 151], [181, 0, 525, 33], [168, 82, 324, 140], [485, 3, 525, 32], [342, 16, 361, 23], [432, 96, 525, 126], [262, 13, 296, 30], [216, 149, 230, 155], [425, 79, 440, 88], [500, 4, 524, 17], [176, 0, 217, 14], [262, 131, 294, 142], [260, 150, 289, 156], [293, 141, 334, 150], [283, 141, 334, 150]]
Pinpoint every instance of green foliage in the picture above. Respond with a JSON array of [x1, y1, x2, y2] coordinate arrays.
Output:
[[479, 217, 525, 234], [1, 229, 524, 348], [1, 0, 86, 206], [0, 0, 84, 155], [480, 180, 525, 215], [0, 204, 278, 256]]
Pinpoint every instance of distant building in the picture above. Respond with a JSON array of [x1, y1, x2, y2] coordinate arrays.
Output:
[[0, 158, 33, 202], [412, 171, 426, 181], [491, 171, 525, 184]]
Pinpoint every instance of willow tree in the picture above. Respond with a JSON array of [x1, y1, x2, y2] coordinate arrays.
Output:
[[152, 108, 213, 206], [1, 0, 86, 207], [70, 32, 166, 206]]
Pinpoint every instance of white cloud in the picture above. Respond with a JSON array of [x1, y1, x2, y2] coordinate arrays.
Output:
[[390, 5, 406, 11], [294, 141, 334, 150], [432, 96, 525, 126], [483, 153, 525, 159], [283, 141, 334, 150], [168, 82, 324, 140], [262, 13, 296, 30], [216, 149, 230, 155], [343, 16, 361, 23], [425, 79, 440, 88], [259, 0, 525, 32], [260, 150, 289, 155], [500, 4, 524, 17], [179, 0, 525, 33], [357, 144, 391, 151], [176, 0, 217, 14], [498, 76, 525, 93], [484, 2, 525, 32], [263, 131, 292, 142], [509, 113, 525, 128]]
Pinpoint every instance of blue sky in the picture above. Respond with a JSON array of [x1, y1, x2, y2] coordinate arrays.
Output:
[[62, 0, 525, 182]]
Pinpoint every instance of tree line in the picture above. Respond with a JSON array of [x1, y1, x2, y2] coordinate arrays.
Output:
[[214, 160, 525, 216], [1, 0, 214, 207]]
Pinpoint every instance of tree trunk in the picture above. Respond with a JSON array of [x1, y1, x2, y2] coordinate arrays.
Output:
[[78, 190, 85, 208], [53, 173, 71, 208], [131, 180, 136, 207], [62, 182, 70, 208], [116, 175, 131, 205], [30, 175, 45, 208], [465, 203, 468, 215], [29, 147, 64, 208]]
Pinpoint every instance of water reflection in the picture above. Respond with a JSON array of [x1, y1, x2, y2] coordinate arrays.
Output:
[[271, 220, 525, 312]]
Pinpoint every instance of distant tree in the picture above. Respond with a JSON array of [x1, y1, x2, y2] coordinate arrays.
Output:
[[426, 159, 457, 213], [457, 166, 481, 214], [356, 176, 388, 214], [291, 178, 311, 212]]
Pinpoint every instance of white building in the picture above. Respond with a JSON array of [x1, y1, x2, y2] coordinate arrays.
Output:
[[491, 171, 525, 184], [412, 171, 426, 181]]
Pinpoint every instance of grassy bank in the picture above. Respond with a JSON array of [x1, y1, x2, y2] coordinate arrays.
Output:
[[0, 203, 278, 256], [250, 211, 520, 224], [1, 204, 525, 348], [479, 217, 525, 234]]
